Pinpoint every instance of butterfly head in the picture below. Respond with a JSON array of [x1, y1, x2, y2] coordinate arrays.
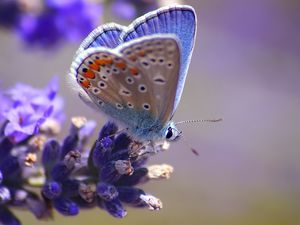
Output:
[[164, 122, 181, 142]]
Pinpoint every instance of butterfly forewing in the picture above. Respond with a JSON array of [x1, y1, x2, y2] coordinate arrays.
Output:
[[120, 5, 196, 114], [72, 35, 180, 127]]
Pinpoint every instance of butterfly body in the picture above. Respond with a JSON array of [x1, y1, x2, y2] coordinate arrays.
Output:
[[69, 5, 196, 143]]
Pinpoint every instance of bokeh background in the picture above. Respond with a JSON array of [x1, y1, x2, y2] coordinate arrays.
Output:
[[1, 0, 300, 224]]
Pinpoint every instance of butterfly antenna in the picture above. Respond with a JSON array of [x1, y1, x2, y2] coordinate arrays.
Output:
[[175, 118, 223, 125], [179, 134, 199, 156], [174, 119, 223, 156]]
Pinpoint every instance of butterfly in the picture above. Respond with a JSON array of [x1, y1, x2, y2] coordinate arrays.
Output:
[[69, 5, 197, 148]]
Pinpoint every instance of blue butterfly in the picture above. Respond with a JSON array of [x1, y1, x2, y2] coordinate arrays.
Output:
[[69, 5, 197, 147]]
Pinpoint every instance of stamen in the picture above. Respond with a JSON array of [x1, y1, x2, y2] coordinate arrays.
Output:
[[147, 164, 174, 179], [139, 194, 163, 210]]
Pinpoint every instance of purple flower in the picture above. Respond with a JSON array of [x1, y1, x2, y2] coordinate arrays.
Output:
[[111, 0, 158, 20], [17, 0, 102, 49], [0, 0, 20, 28], [17, 12, 64, 49], [41, 120, 168, 218], [3, 104, 45, 143], [3, 77, 64, 143], [111, 0, 137, 20], [0, 89, 12, 125]]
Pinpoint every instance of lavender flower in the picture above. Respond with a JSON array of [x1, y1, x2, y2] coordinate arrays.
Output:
[[17, 0, 102, 49], [0, 77, 66, 225], [111, 0, 158, 20], [41, 119, 172, 218], [111, 0, 137, 20], [0, 77, 173, 224], [3, 77, 63, 143], [0, 0, 20, 28]]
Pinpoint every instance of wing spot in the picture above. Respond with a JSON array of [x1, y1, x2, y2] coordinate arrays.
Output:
[[127, 102, 134, 108], [153, 77, 166, 85], [98, 81, 107, 89], [143, 103, 151, 110], [138, 84, 147, 93], [158, 58, 165, 65], [119, 88, 131, 96], [166, 41, 175, 47], [124, 50, 132, 55], [126, 77, 134, 84], [150, 58, 156, 64], [141, 60, 150, 68], [155, 41, 162, 46], [167, 61, 174, 69], [83, 70, 95, 79], [101, 75, 108, 81], [116, 103, 123, 109], [138, 50, 146, 57], [112, 68, 119, 74], [79, 79, 91, 89], [98, 100, 104, 106], [130, 67, 139, 76], [95, 58, 113, 66], [89, 63, 100, 71], [146, 49, 153, 54], [115, 62, 127, 70], [128, 55, 137, 62], [134, 46, 142, 51], [92, 87, 101, 94]]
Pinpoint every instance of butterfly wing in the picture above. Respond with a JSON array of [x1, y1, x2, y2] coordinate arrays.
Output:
[[75, 23, 126, 56], [120, 5, 197, 114], [70, 34, 180, 141], [71, 23, 126, 110]]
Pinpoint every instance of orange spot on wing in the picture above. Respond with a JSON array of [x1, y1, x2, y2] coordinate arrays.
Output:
[[95, 58, 113, 66], [138, 50, 146, 57], [80, 80, 91, 88], [130, 67, 139, 76], [116, 62, 127, 70], [128, 55, 137, 62], [106, 58, 113, 64], [83, 70, 95, 79], [89, 63, 100, 71]]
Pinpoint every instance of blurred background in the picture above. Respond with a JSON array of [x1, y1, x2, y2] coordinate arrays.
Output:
[[1, 0, 300, 224]]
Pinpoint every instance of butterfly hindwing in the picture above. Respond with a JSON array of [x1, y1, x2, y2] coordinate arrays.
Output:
[[117, 35, 180, 124], [120, 5, 196, 114]]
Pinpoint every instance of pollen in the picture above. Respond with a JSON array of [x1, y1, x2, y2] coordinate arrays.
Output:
[[24, 153, 37, 167]]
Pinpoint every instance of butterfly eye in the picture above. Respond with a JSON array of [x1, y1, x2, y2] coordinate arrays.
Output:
[[165, 127, 181, 141], [165, 127, 174, 140]]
